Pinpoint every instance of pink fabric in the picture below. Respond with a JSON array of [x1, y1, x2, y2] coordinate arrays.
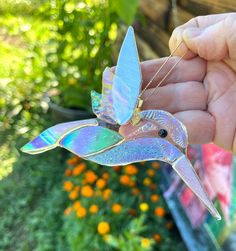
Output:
[[202, 144, 233, 222]]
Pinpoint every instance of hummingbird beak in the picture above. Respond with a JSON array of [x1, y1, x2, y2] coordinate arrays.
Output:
[[172, 155, 221, 220]]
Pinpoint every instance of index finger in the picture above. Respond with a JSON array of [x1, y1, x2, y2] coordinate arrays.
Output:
[[169, 13, 235, 57], [141, 56, 206, 89]]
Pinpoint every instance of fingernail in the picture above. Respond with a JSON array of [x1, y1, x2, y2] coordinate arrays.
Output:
[[183, 28, 203, 40]]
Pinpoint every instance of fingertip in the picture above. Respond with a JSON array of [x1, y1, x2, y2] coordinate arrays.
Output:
[[169, 29, 183, 56], [169, 29, 196, 59]]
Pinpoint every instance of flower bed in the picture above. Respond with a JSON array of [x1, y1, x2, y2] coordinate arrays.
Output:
[[62, 156, 187, 251]]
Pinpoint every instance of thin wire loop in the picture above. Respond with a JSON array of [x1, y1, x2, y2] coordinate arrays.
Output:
[[139, 40, 183, 98], [143, 51, 187, 102]]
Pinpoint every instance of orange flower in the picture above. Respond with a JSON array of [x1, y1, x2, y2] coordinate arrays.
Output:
[[112, 203, 122, 213], [81, 185, 94, 197], [102, 189, 112, 200], [73, 163, 86, 176], [152, 162, 159, 169], [73, 201, 81, 210], [153, 234, 161, 243], [82, 178, 87, 185], [63, 181, 73, 191], [143, 177, 152, 186], [64, 207, 72, 215], [76, 207, 87, 218], [96, 178, 107, 189], [151, 194, 159, 202], [67, 156, 79, 166], [124, 164, 138, 175], [147, 169, 155, 177], [89, 204, 99, 214], [154, 207, 165, 217], [69, 190, 78, 200], [102, 172, 109, 179], [65, 169, 72, 177], [120, 175, 131, 186], [97, 221, 110, 235], [132, 188, 140, 195], [84, 170, 98, 183]]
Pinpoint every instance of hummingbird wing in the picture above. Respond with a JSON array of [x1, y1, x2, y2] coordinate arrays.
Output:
[[113, 26, 142, 125], [59, 126, 123, 157], [91, 67, 117, 124], [91, 27, 142, 125], [21, 119, 98, 154]]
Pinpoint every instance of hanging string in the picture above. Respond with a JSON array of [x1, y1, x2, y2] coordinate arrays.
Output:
[[143, 50, 186, 102], [139, 40, 183, 97]]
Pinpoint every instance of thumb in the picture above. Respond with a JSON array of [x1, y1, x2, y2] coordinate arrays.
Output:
[[182, 18, 236, 61]]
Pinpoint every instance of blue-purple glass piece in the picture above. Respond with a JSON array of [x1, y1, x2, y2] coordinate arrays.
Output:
[[87, 137, 181, 165], [21, 119, 98, 154], [60, 126, 123, 157]]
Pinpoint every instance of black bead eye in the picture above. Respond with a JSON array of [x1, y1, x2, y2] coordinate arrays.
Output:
[[158, 129, 168, 138]]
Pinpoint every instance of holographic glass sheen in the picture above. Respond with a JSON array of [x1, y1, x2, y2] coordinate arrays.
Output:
[[87, 137, 181, 165], [141, 110, 188, 149], [21, 119, 98, 154], [91, 67, 116, 124], [113, 26, 141, 125], [60, 126, 123, 157], [172, 155, 221, 220]]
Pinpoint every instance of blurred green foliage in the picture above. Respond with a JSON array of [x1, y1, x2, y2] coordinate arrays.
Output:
[[0, 0, 139, 177], [43, 0, 118, 110], [0, 0, 47, 15], [0, 13, 53, 179], [39, 0, 139, 110]]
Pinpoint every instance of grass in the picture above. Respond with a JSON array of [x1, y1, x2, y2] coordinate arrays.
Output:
[[0, 149, 69, 250], [0, 9, 70, 249]]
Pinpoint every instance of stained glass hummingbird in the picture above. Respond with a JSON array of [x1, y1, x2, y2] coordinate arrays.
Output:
[[21, 27, 221, 220]]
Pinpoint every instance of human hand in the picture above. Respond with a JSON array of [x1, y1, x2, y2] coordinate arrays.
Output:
[[139, 13, 236, 153]]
